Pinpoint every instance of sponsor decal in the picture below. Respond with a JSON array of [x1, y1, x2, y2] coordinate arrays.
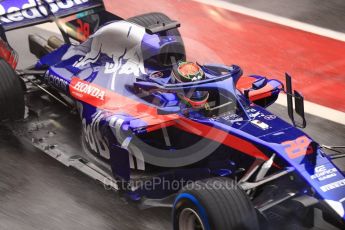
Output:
[[82, 111, 146, 170], [72, 21, 146, 90], [264, 115, 276, 120], [218, 112, 243, 122], [320, 179, 345, 192], [251, 119, 269, 130], [249, 111, 261, 119], [0, 0, 90, 24], [108, 116, 145, 170], [74, 81, 105, 100], [70, 78, 106, 106], [282, 136, 313, 159], [44, 72, 69, 92], [209, 111, 242, 122], [82, 111, 110, 159], [311, 165, 337, 181], [247, 108, 268, 120]]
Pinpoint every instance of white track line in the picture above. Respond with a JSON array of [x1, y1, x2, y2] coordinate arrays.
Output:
[[276, 94, 345, 125], [192, 0, 345, 42], [33, 10, 345, 125]]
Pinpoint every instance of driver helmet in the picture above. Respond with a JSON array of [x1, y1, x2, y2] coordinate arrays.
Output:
[[172, 62, 209, 109]]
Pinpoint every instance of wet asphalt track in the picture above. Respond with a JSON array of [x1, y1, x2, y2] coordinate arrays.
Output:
[[1, 1, 345, 230], [228, 0, 345, 33]]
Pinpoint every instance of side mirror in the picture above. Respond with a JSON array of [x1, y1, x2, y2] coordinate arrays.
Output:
[[285, 73, 306, 128], [252, 77, 267, 90], [244, 77, 267, 98], [242, 76, 282, 108]]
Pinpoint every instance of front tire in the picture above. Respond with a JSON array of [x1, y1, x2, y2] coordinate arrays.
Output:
[[173, 178, 259, 230], [0, 59, 25, 121]]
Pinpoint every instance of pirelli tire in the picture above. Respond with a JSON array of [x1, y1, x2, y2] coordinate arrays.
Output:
[[0, 59, 25, 121], [173, 178, 259, 230], [128, 12, 186, 62]]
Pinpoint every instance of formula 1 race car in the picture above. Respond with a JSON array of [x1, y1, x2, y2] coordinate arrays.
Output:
[[1, 1, 345, 230]]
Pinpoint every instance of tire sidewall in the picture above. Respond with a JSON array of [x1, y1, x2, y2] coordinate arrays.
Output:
[[0, 59, 25, 121], [172, 178, 259, 230], [173, 193, 211, 230]]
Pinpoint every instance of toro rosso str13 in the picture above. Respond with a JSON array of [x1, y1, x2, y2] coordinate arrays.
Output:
[[0, 1, 345, 229]]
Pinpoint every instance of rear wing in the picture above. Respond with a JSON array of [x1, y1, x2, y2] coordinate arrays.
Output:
[[0, 0, 104, 31], [0, 0, 121, 68]]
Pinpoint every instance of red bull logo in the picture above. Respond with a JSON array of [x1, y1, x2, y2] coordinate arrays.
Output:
[[72, 21, 146, 90], [0, 0, 89, 24]]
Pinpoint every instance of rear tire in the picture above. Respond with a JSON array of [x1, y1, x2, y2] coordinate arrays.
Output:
[[173, 178, 259, 230], [0, 59, 25, 121]]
